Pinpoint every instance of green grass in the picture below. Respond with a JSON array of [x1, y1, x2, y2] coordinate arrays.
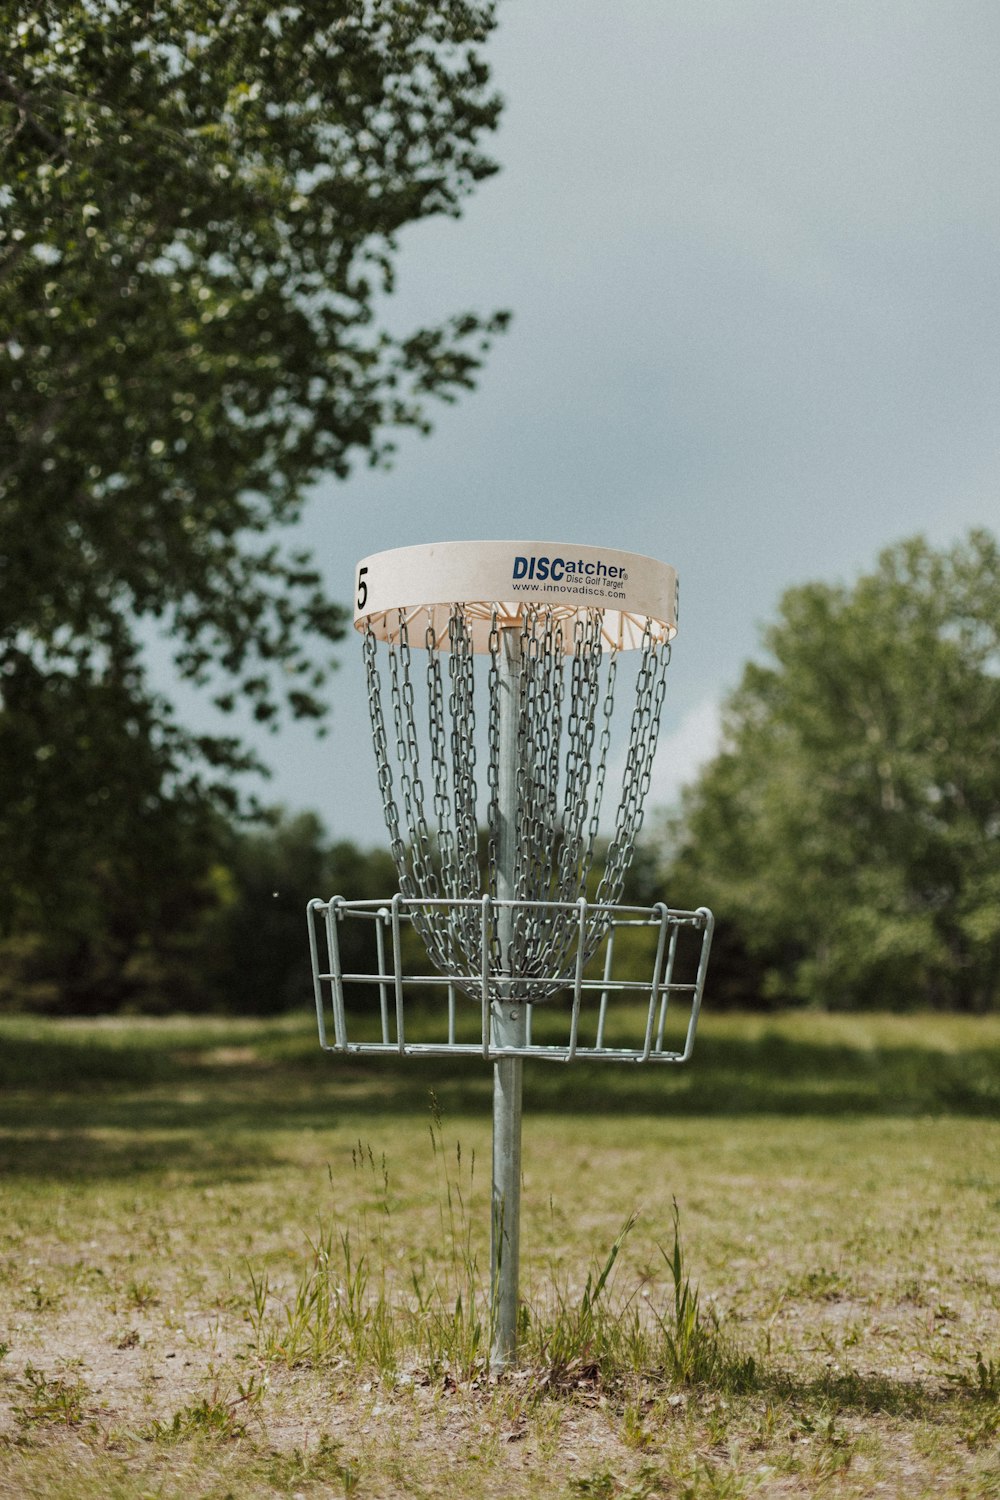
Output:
[[0, 1007, 998, 1498]]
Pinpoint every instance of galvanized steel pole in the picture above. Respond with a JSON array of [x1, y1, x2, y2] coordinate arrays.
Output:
[[490, 627, 527, 1370]]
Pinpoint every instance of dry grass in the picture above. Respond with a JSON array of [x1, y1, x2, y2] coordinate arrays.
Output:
[[0, 1008, 998, 1498]]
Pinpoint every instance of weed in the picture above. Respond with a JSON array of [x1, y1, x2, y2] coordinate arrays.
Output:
[[123, 1276, 159, 1311], [747, 1400, 780, 1447], [27, 1282, 61, 1313], [262, 1433, 354, 1486], [949, 1350, 1000, 1402], [248, 1109, 492, 1380], [621, 1398, 658, 1450], [351, 1137, 392, 1215], [963, 1406, 1000, 1450], [651, 1201, 757, 1393], [250, 1217, 399, 1376], [621, 1463, 670, 1500], [15, 1364, 94, 1428], [422, 1094, 489, 1377], [571, 1466, 619, 1499], [146, 1372, 265, 1443], [974, 1351, 1000, 1400], [785, 1267, 845, 1301], [674, 1456, 749, 1498], [528, 1213, 640, 1386]]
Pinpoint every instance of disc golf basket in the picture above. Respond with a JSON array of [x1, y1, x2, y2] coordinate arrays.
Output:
[[308, 540, 714, 1369]]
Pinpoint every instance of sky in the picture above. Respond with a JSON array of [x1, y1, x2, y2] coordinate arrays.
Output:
[[166, 0, 1000, 846]]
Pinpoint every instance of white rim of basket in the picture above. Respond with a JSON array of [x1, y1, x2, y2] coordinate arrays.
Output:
[[353, 540, 678, 653]]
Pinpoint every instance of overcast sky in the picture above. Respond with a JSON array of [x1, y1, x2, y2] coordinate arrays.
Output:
[[168, 1, 1000, 845]]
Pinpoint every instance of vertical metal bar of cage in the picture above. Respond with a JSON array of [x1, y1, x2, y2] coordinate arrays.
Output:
[[654, 921, 680, 1053], [325, 898, 348, 1050], [307, 900, 328, 1049], [640, 904, 672, 1062], [595, 920, 616, 1051], [480, 895, 491, 1061], [390, 893, 406, 1055], [490, 629, 527, 1371], [375, 909, 391, 1044], [680, 908, 715, 1061], [566, 896, 589, 1061]]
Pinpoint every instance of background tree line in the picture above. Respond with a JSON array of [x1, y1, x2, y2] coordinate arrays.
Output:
[[0, 809, 394, 1015]]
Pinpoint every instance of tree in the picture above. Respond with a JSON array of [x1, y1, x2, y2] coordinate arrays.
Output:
[[0, 1, 506, 941], [201, 811, 400, 1014], [0, 802, 407, 1016], [668, 531, 1000, 1012], [0, 652, 227, 1010]]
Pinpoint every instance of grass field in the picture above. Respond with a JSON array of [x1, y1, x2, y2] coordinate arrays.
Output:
[[0, 1007, 998, 1498]]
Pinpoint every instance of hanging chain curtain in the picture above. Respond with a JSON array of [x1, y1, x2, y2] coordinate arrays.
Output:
[[363, 604, 670, 1001]]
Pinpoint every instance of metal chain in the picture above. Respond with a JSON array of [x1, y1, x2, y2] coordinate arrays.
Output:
[[389, 612, 469, 980], [447, 606, 481, 944], [364, 620, 405, 867], [363, 605, 672, 1003], [595, 622, 671, 910], [544, 609, 608, 975], [515, 609, 554, 973], [486, 606, 501, 913], [426, 616, 455, 887]]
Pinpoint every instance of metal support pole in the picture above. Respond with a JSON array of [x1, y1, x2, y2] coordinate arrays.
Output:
[[490, 627, 527, 1371]]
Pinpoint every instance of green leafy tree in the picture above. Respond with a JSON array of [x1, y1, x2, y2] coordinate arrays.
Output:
[[668, 531, 1000, 1012], [0, 803, 406, 1016], [202, 811, 400, 1014], [0, 1, 505, 956]]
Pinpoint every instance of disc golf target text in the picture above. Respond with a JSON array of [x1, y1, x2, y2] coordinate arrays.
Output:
[[308, 540, 714, 1369]]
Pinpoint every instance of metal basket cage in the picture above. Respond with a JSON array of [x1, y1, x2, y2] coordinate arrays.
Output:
[[308, 894, 714, 1064]]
